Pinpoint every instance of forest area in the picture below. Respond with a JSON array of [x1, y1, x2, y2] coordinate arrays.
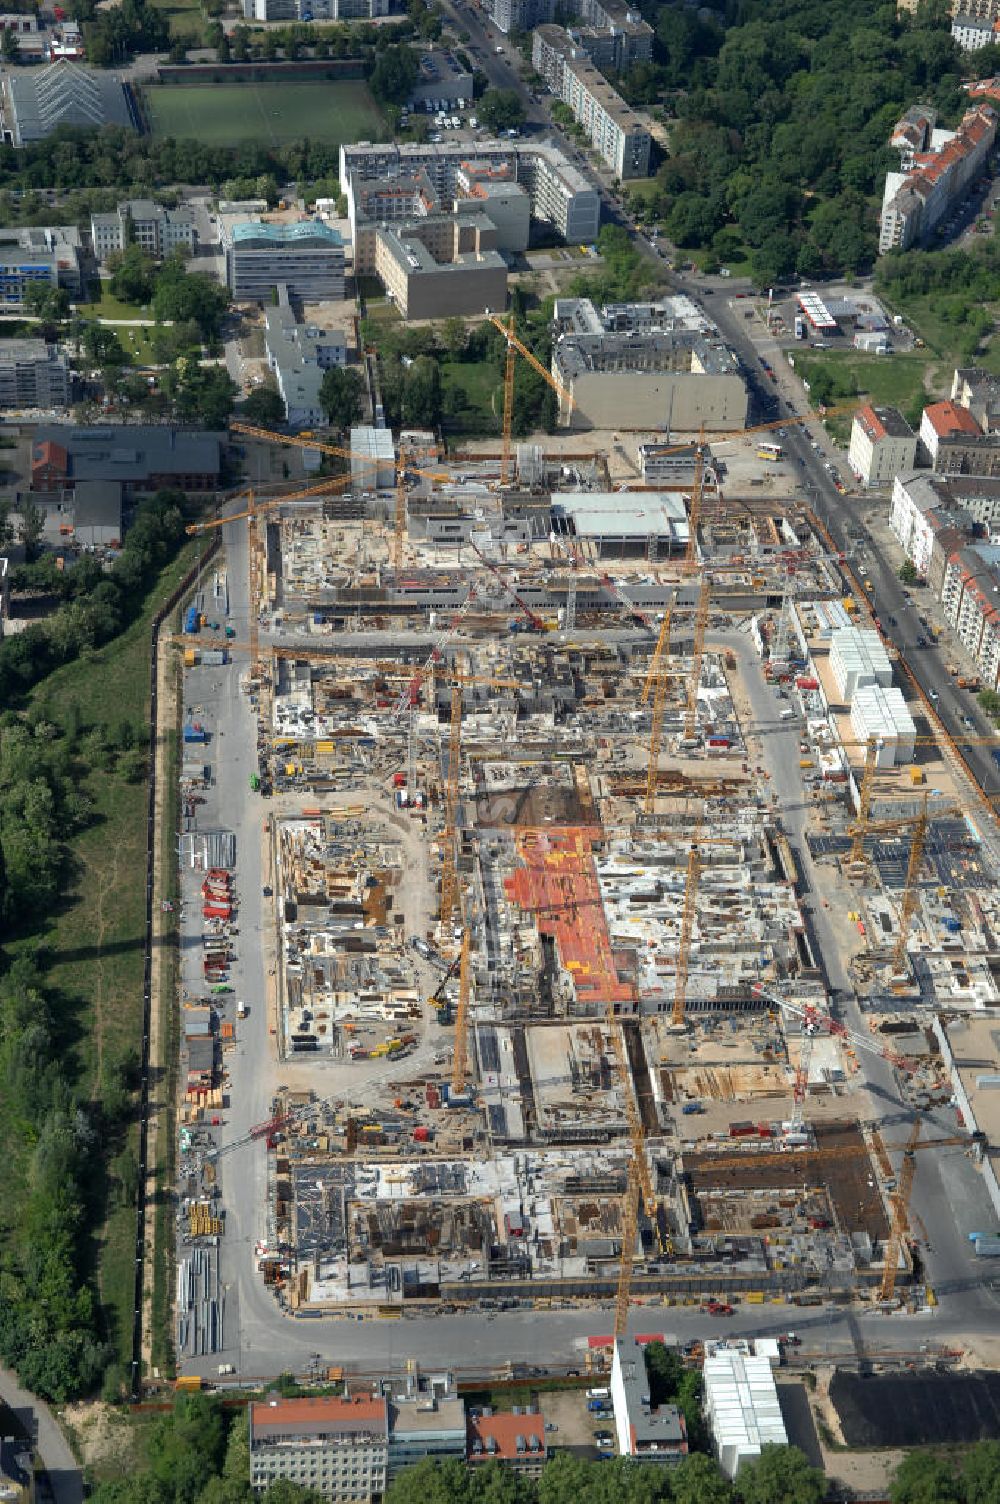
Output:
[[620, 0, 998, 282], [0, 495, 190, 1401]]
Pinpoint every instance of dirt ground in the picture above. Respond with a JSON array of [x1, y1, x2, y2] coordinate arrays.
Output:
[[61, 1400, 140, 1475], [808, 1369, 904, 1497]]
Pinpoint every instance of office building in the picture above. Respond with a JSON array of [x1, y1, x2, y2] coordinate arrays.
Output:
[[610, 1339, 688, 1464], [879, 102, 997, 253], [0, 225, 82, 309], [551, 491, 689, 559], [340, 139, 600, 245], [222, 219, 345, 304], [0, 338, 69, 408], [847, 404, 917, 487], [704, 1351, 787, 1480], [639, 442, 701, 486], [532, 27, 651, 179], [242, 0, 390, 19], [6, 59, 135, 144], [454, 161, 530, 251], [374, 213, 507, 320], [249, 1396, 389, 1500], [31, 426, 221, 496], [91, 199, 195, 265], [387, 1393, 466, 1478]]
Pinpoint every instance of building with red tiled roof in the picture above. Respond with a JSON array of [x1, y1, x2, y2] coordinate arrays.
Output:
[[249, 1396, 389, 1500], [467, 1410, 547, 1476], [848, 404, 917, 488], [920, 399, 982, 461], [880, 103, 997, 253]]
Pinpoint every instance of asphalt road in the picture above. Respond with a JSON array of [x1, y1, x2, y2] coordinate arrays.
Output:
[[0, 1365, 82, 1504]]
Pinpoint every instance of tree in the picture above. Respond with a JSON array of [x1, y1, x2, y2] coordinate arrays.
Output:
[[152, 255, 229, 340], [319, 366, 364, 431], [18, 499, 45, 561], [672, 1454, 733, 1504], [108, 242, 155, 304], [890, 1452, 963, 1504], [168, 362, 236, 429], [1, 27, 19, 62], [242, 387, 287, 427], [369, 43, 419, 106], [960, 1441, 1000, 1504], [81, 323, 126, 368], [23, 282, 70, 323], [898, 559, 918, 584], [402, 356, 441, 428], [735, 1445, 824, 1504], [477, 88, 526, 133]]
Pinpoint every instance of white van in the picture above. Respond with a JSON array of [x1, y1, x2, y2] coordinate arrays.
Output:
[[587, 1387, 610, 1400]]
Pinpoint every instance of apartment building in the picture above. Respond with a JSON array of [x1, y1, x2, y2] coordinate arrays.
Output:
[[0, 339, 69, 408], [952, 366, 1000, 431], [467, 1413, 547, 1477], [454, 162, 530, 251], [91, 198, 195, 265], [951, 0, 1000, 19], [953, 12, 1000, 46], [935, 431, 1000, 475], [340, 138, 600, 244], [222, 219, 345, 303], [264, 288, 347, 428], [919, 399, 982, 462], [879, 102, 997, 253], [940, 543, 1000, 689], [890, 471, 974, 578], [532, 27, 650, 179], [487, 0, 553, 33], [847, 404, 917, 487], [249, 1397, 389, 1500]]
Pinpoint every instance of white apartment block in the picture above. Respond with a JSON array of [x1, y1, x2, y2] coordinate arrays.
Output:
[[847, 404, 917, 487], [953, 12, 999, 46], [532, 28, 650, 179], [340, 139, 601, 244], [890, 472, 954, 578]]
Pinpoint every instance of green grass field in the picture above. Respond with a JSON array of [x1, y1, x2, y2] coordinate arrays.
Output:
[[440, 358, 501, 437], [143, 80, 386, 147]]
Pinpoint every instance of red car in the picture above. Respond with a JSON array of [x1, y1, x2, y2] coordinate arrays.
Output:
[[704, 1301, 734, 1316]]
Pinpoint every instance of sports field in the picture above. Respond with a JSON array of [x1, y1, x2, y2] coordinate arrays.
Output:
[[143, 79, 386, 147]]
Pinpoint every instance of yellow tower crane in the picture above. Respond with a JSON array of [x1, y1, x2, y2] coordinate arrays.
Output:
[[485, 313, 576, 487]]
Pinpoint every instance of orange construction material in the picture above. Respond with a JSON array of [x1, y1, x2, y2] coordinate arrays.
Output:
[[504, 827, 635, 1008]]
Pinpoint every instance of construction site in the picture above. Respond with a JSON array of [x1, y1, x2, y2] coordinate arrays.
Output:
[[170, 326, 1000, 1363]]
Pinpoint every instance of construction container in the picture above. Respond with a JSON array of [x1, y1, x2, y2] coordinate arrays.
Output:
[[184, 648, 199, 667], [183, 606, 199, 634], [413, 1126, 432, 1142], [202, 649, 228, 666]]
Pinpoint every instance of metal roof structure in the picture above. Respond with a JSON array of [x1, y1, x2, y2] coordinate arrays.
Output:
[[7, 60, 135, 143]]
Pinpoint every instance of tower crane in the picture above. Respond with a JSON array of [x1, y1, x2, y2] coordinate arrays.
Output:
[[184, 473, 354, 536], [451, 912, 473, 1094], [849, 737, 882, 865], [485, 312, 576, 487], [613, 1161, 642, 1342]]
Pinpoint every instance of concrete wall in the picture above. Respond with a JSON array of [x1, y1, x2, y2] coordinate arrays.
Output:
[[561, 371, 747, 431]]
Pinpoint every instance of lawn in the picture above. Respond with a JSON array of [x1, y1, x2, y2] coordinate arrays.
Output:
[[143, 79, 387, 148], [440, 357, 502, 438], [794, 349, 933, 436], [22, 540, 199, 1366], [152, 0, 208, 44], [76, 289, 157, 365]]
